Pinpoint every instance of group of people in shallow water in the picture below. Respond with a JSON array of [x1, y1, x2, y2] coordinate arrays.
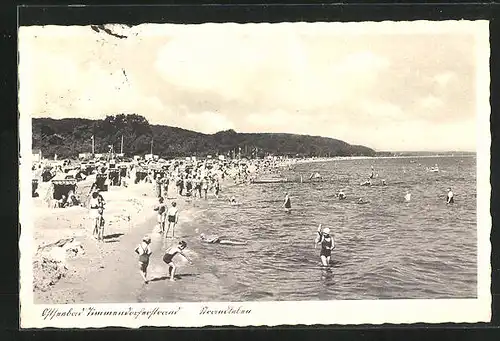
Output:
[[280, 164, 457, 268], [131, 162, 458, 282]]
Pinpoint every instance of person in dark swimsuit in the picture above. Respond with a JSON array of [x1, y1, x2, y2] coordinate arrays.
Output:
[[134, 235, 152, 283], [162, 241, 193, 281], [283, 192, 292, 212], [315, 224, 335, 266]]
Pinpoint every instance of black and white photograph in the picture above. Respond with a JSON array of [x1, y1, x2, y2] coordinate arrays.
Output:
[[18, 19, 491, 328]]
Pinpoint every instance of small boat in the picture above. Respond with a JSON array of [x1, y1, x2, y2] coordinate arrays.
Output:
[[429, 167, 440, 173]]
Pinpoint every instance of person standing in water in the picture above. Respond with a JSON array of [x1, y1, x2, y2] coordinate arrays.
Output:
[[162, 241, 193, 282], [369, 166, 375, 179], [447, 188, 455, 204], [134, 235, 152, 283], [282, 192, 292, 212], [166, 201, 179, 238], [315, 224, 335, 266]]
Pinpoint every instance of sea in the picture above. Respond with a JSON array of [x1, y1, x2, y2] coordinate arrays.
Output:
[[141, 156, 477, 302]]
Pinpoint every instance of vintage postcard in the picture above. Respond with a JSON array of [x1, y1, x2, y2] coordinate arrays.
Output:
[[18, 20, 491, 328]]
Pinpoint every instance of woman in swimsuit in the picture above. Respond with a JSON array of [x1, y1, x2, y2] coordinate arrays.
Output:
[[315, 224, 335, 266], [162, 241, 193, 282]]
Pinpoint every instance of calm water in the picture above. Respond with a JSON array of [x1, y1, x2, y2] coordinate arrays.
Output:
[[141, 156, 477, 301]]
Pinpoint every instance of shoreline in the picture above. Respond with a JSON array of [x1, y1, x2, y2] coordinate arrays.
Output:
[[291, 154, 475, 164]]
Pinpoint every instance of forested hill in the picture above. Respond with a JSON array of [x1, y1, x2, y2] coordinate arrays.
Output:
[[32, 114, 376, 159]]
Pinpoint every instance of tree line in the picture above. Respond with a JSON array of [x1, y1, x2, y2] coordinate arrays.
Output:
[[32, 114, 376, 159]]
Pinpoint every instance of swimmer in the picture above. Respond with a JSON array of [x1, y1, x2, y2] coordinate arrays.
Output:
[[315, 224, 335, 266], [229, 196, 239, 205], [357, 198, 369, 205], [447, 188, 454, 204], [282, 192, 292, 212], [405, 191, 411, 202], [381, 179, 387, 186], [361, 180, 371, 186], [200, 233, 248, 245], [337, 190, 346, 200]]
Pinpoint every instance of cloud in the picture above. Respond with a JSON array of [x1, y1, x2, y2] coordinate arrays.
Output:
[[19, 22, 485, 151]]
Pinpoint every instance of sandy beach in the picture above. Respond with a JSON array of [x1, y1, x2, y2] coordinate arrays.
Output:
[[32, 172, 237, 304]]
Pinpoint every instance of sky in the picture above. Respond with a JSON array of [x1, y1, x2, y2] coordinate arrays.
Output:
[[18, 21, 489, 151]]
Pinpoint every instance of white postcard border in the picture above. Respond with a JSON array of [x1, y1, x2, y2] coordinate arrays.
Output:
[[18, 20, 491, 328]]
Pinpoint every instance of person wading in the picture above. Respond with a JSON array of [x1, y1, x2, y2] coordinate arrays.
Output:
[[315, 224, 335, 266]]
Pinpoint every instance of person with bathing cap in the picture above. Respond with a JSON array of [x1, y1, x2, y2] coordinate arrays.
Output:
[[134, 235, 152, 283], [315, 224, 335, 266]]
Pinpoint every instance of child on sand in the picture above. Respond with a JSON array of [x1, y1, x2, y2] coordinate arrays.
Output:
[[135, 235, 152, 283], [162, 241, 193, 282]]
